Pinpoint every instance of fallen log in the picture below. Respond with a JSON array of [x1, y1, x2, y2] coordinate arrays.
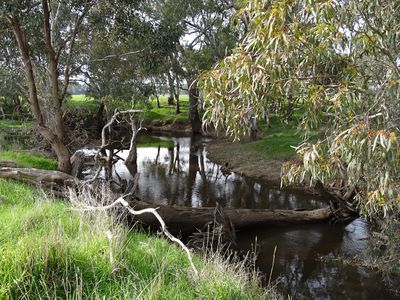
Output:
[[128, 198, 333, 234], [0, 167, 333, 233], [0, 167, 77, 189], [0, 160, 17, 168]]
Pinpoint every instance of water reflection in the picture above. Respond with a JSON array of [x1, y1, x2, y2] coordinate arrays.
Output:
[[82, 134, 397, 299], [109, 135, 327, 210], [236, 219, 397, 299]]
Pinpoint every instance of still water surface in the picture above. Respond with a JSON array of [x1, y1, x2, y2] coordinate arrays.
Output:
[[84, 135, 398, 299]]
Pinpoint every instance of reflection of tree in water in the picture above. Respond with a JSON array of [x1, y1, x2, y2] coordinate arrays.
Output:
[[247, 223, 391, 300], [184, 142, 200, 206]]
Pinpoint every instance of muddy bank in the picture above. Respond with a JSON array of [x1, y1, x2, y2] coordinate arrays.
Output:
[[206, 138, 318, 195]]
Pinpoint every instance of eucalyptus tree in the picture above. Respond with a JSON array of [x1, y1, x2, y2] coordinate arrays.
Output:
[[144, 0, 240, 134], [84, 0, 159, 110], [0, 24, 26, 117], [200, 0, 399, 218], [0, 0, 95, 173]]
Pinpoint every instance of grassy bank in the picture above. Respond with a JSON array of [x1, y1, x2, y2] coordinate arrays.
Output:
[[207, 117, 304, 185], [137, 135, 174, 148], [0, 151, 57, 170], [144, 95, 189, 123], [0, 180, 269, 299]]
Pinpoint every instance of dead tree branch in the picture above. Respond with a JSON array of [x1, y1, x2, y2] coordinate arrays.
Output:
[[71, 193, 199, 277]]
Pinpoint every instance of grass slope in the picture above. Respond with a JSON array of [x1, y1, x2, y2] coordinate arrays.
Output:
[[0, 179, 269, 299]]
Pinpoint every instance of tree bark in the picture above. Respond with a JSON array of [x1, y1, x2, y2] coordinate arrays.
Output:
[[174, 75, 180, 114], [0, 167, 77, 189], [128, 198, 333, 235], [167, 72, 175, 105], [187, 79, 202, 134], [5, 10, 72, 174]]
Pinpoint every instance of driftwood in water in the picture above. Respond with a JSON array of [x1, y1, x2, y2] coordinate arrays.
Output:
[[128, 198, 332, 234], [0, 167, 77, 189], [0, 167, 333, 233]]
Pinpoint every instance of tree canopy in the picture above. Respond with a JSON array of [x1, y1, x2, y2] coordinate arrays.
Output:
[[200, 0, 400, 218]]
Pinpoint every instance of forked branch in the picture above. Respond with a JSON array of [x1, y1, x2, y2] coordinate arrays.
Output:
[[73, 193, 199, 277]]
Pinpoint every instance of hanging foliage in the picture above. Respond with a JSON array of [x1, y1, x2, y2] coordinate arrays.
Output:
[[199, 0, 400, 218]]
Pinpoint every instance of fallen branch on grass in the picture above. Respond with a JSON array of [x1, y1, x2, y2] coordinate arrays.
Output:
[[71, 193, 199, 277]]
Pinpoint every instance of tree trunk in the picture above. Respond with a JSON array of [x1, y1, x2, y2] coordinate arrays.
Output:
[[167, 72, 175, 105], [53, 141, 73, 174], [128, 198, 333, 235], [174, 75, 180, 114], [155, 94, 161, 108], [95, 101, 105, 134], [125, 124, 138, 178], [249, 116, 258, 140], [6, 11, 72, 174], [0, 167, 77, 189], [0, 166, 334, 234], [187, 79, 202, 135]]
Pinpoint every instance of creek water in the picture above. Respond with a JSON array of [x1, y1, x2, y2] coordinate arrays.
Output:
[[82, 134, 397, 299]]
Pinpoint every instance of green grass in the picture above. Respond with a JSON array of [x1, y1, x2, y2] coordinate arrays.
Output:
[[243, 122, 301, 160], [144, 95, 190, 123], [0, 151, 57, 170], [66, 94, 100, 112], [66, 94, 190, 124], [0, 120, 32, 130], [229, 114, 316, 161], [0, 179, 269, 299], [137, 135, 174, 148]]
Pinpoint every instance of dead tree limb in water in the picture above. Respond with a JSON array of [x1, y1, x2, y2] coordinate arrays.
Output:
[[85, 109, 143, 183], [0, 166, 333, 232], [127, 198, 333, 235], [125, 116, 146, 178]]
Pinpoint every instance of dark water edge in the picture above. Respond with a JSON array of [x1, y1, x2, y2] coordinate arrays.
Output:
[[77, 134, 399, 299]]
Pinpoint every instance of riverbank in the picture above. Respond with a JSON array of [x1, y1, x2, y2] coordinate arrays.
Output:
[[0, 178, 272, 299], [0, 135, 274, 299], [205, 124, 318, 195]]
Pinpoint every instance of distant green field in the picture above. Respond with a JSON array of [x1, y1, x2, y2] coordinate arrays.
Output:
[[66, 94, 99, 111], [67, 94, 190, 123], [144, 95, 189, 122]]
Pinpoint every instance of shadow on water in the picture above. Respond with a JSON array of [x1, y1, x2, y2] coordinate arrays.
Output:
[[82, 134, 397, 299]]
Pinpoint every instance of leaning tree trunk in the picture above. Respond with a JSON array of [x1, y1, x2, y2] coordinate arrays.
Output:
[[6, 9, 72, 174], [187, 79, 202, 135]]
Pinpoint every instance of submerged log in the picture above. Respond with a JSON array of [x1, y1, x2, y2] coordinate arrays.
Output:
[[0, 167, 77, 188], [128, 198, 333, 234]]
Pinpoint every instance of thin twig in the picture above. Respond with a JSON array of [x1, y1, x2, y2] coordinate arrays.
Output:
[[72, 195, 199, 277]]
